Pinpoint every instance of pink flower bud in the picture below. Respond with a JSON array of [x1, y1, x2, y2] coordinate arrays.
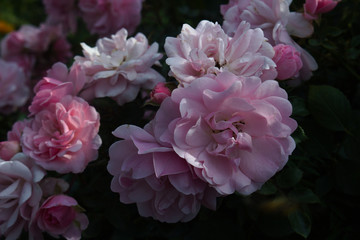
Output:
[[304, 0, 340, 20], [0, 140, 21, 160], [150, 82, 171, 104], [273, 44, 303, 80], [32, 195, 89, 240]]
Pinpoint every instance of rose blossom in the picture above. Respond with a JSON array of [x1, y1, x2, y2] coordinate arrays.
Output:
[[28, 62, 86, 116], [153, 72, 297, 195], [108, 123, 218, 223], [0, 24, 72, 79], [7, 119, 32, 143], [220, 0, 317, 82], [272, 44, 303, 80], [150, 82, 171, 104], [22, 95, 102, 174], [165, 20, 276, 86], [304, 0, 340, 20], [30, 195, 88, 240], [78, 0, 143, 36], [0, 153, 45, 240], [75, 28, 164, 105], [42, 0, 78, 33], [0, 59, 30, 114]]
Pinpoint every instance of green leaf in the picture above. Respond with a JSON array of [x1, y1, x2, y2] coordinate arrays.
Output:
[[276, 166, 303, 189], [288, 210, 311, 238], [308, 85, 352, 132], [292, 126, 308, 144], [288, 188, 320, 204], [291, 97, 310, 117], [258, 181, 277, 195]]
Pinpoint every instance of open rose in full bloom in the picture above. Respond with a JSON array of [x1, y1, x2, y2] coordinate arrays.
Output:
[[153, 72, 297, 195], [108, 124, 218, 223], [78, 0, 143, 36], [75, 28, 164, 105], [30, 195, 89, 240], [0, 153, 45, 240], [22, 95, 102, 174], [165, 20, 276, 86]]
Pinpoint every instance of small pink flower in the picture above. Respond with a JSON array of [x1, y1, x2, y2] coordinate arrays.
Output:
[[150, 82, 171, 104], [22, 95, 102, 174], [108, 124, 218, 223], [304, 0, 340, 20], [78, 0, 143, 36], [153, 72, 297, 195], [1, 24, 72, 80], [273, 44, 303, 80], [43, 0, 78, 33], [0, 140, 21, 161], [165, 20, 276, 85], [7, 119, 32, 143], [28, 62, 86, 116], [75, 28, 164, 105], [0, 59, 30, 114], [0, 153, 45, 240], [31, 195, 89, 240]]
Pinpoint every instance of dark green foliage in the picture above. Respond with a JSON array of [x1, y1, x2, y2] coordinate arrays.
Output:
[[1, 0, 360, 239]]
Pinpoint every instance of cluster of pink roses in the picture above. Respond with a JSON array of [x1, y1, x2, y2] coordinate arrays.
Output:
[[0, 22, 163, 237], [220, 0, 340, 85], [0, 0, 341, 238], [0, 62, 100, 239], [0, 0, 144, 115], [107, 0, 340, 223]]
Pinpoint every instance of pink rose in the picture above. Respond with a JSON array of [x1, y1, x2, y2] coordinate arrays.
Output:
[[304, 0, 340, 20], [43, 0, 78, 33], [150, 82, 171, 104], [153, 72, 297, 195], [165, 20, 276, 86], [75, 28, 164, 105], [1, 24, 72, 80], [221, 0, 313, 40], [0, 153, 45, 239], [220, 0, 317, 82], [0, 140, 21, 161], [273, 44, 303, 80], [78, 0, 143, 36], [28, 62, 86, 116], [30, 195, 89, 240], [108, 124, 218, 223], [22, 95, 102, 173], [0, 59, 30, 114], [7, 119, 32, 143]]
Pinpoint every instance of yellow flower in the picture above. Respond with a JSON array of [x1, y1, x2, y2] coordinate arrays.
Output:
[[0, 20, 14, 34]]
